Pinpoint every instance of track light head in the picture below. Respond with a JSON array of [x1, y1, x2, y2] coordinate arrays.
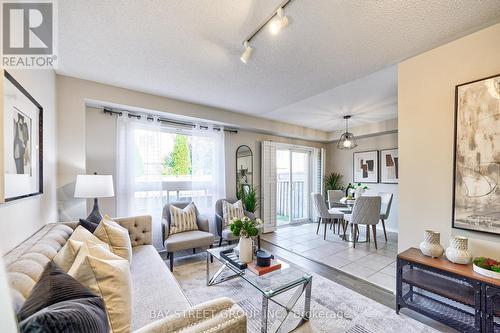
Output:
[[269, 7, 289, 35], [240, 41, 253, 64]]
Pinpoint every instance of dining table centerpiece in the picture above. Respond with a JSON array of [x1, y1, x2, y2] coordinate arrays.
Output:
[[229, 216, 263, 263]]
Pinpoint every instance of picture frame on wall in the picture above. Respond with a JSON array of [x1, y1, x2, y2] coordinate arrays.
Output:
[[452, 74, 499, 235], [3, 70, 43, 202], [353, 150, 378, 183], [380, 148, 398, 184]]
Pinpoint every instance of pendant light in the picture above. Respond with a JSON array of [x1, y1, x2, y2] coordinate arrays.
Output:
[[337, 115, 358, 150]]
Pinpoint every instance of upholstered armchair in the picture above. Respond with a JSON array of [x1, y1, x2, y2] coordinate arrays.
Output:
[[214, 198, 259, 247], [162, 202, 214, 271]]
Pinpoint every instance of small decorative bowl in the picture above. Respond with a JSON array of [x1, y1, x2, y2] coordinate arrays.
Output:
[[473, 263, 500, 279]]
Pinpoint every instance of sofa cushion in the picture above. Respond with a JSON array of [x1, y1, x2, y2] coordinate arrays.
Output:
[[71, 226, 110, 251], [164, 230, 214, 252], [94, 216, 133, 263], [130, 245, 190, 330], [17, 262, 108, 333], [68, 245, 132, 333]]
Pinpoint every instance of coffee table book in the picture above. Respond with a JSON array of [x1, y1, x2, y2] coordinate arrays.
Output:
[[247, 260, 282, 276]]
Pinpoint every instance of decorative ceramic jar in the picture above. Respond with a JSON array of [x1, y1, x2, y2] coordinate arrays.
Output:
[[445, 236, 472, 264], [419, 230, 444, 258], [238, 236, 253, 263]]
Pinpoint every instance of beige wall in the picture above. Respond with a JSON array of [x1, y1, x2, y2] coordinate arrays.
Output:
[[57, 75, 328, 221], [85, 107, 327, 219], [398, 23, 500, 256], [326, 132, 399, 232], [0, 69, 58, 254]]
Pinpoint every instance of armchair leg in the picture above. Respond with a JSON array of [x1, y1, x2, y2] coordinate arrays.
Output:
[[218, 237, 223, 247], [372, 225, 378, 249], [209, 245, 213, 263], [381, 219, 388, 242], [169, 252, 174, 271], [193, 248, 196, 254]]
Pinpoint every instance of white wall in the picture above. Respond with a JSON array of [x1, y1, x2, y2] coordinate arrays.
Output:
[[0, 69, 57, 254], [85, 107, 327, 219], [398, 22, 500, 256], [326, 132, 399, 232], [57, 75, 328, 221]]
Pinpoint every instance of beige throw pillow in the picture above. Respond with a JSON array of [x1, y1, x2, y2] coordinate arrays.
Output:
[[94, 216, 133, 264], [169, 203, 199, 235], [68, 245, 132, 333], [71, 225, 111, 251], [222, 200, 245, 227], [52, 239, 83, 272]]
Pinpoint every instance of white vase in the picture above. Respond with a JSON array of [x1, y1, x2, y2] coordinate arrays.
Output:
[[446, 236, 472, 264], [419, 230, 444, 258], [238, 236, 253, 263]]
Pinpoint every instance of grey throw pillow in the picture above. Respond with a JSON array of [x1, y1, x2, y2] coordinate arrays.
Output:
[[18, 262, 109, 333]]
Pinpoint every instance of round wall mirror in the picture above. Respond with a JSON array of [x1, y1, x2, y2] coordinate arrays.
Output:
[[236, 145, 253, 193]]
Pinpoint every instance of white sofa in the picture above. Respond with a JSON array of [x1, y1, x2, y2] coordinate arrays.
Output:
[[4, 216, 246, 332]]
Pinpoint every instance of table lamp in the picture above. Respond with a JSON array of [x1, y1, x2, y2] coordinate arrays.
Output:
[[74, 174, 114, 224]]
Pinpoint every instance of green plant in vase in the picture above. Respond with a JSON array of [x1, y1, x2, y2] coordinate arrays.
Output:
[[229, 216, 263, 263], [324, 172, 344, 196], [236, 184, 260, 213]]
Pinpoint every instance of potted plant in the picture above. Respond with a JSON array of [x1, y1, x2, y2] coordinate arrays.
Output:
[[354, 183, 368, 198], [229, 216, 262, 263], [237, 184, 259, 213], [324, 172, 344, 197]]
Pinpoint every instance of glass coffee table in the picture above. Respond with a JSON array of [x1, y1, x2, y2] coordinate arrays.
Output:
[[206, 245, 312, 333]]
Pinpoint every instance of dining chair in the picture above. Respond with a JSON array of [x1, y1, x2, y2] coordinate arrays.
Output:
[[311, 193, 344, 240], [343, 196, 381, 249], [327, 190, 345, 209], [378, 192, 393, 242]]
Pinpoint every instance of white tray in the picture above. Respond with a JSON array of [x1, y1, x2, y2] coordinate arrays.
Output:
[[473, 263, 500, 279]]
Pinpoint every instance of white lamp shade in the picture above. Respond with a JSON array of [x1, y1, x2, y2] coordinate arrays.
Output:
[[74, 175, 115, 198]]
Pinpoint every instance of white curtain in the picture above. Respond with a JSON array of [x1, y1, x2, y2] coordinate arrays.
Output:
[[116, 114, 226, 249], [191, 125, 226, 233]]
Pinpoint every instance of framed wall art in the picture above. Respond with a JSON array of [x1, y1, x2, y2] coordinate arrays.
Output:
[[380, 148, 398, 184], [452, 74, 499, 235], [353, 150, 378, 183], [3, 70, 43, 202]]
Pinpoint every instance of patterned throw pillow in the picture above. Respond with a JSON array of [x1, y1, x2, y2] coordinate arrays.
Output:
[[222, 200, 245, 227], [93, 215, 133, 264], [169, 203, 199, 235]]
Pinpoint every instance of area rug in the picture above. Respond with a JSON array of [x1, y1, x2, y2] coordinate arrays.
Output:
[[171, 254, 437, 333]]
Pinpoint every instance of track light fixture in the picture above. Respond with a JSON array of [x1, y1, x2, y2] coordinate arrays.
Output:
[[239, 0, 293, 63], [269, 7, 289, 35], [240, 41, 253, 64]]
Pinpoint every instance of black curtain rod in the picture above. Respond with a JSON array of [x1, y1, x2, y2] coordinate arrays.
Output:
[[102, 108, 237, 133]]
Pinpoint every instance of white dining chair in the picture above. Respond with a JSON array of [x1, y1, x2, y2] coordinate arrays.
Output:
[[343, 196, 381, 249], [327, 190, 345, 209], [311, 193, 344, 240], [378, 192, 393, 242]]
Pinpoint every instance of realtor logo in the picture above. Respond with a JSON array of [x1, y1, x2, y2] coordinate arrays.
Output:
[[2, 1, 57, 68]]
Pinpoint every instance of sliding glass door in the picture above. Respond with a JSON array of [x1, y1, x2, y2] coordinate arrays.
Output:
[[276, 148, 310, 225]]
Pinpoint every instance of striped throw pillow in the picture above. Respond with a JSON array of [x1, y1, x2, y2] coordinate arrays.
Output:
[[169, 203, 199, 235], [223, 200, 245, 227]]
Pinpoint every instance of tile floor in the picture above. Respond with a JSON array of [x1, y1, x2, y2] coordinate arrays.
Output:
[[260, 222, 398, 293]]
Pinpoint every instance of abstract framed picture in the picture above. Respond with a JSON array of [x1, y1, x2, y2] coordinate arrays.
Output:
[[380, 148, 398, 184], [452, 74, 500, 235], [3, 70, 43, 202], [353, 150, 378, 183]]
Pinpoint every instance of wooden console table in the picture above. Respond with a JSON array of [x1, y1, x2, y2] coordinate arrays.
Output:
[[397, 248, 500, 332]]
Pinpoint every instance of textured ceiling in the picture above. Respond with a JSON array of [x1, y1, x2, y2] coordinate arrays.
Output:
[[57, 0, 500, 131]]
